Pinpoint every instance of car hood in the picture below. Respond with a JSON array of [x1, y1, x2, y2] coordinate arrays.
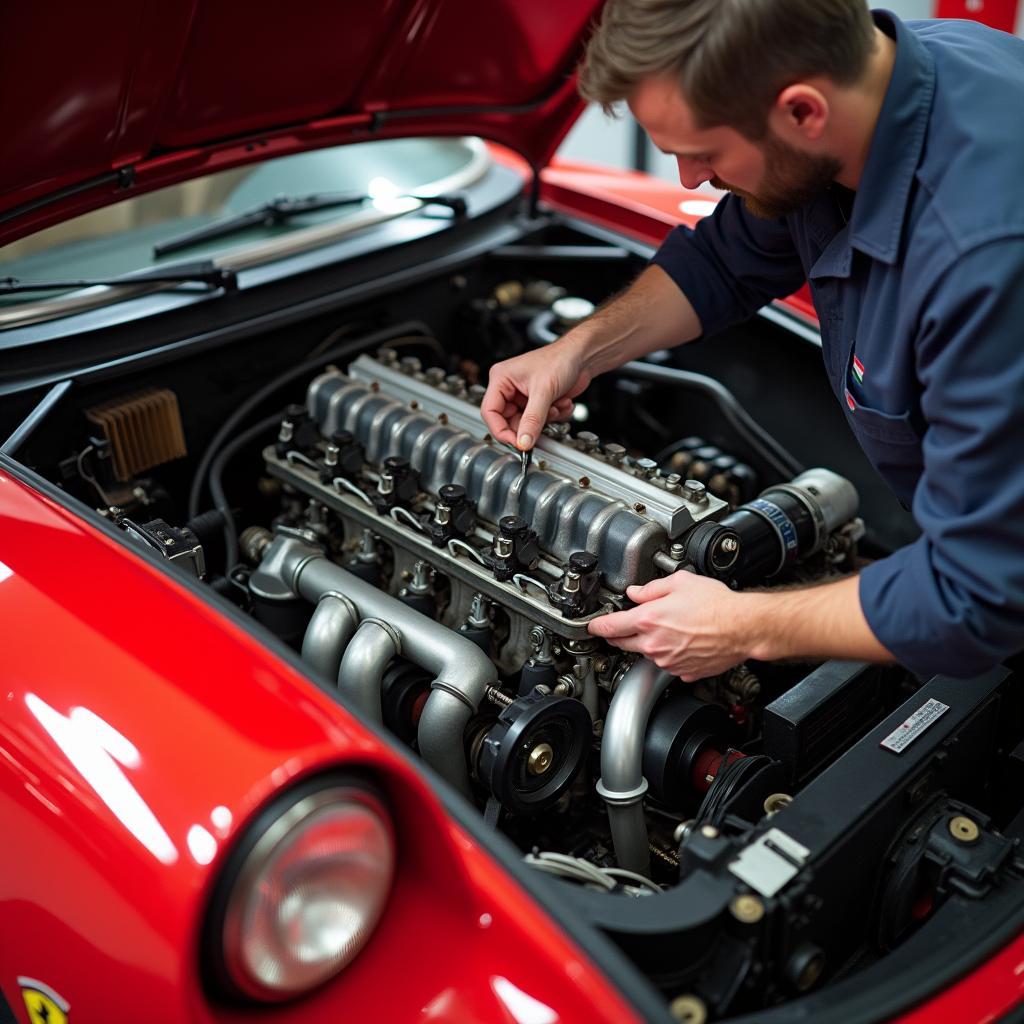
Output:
[[0, 0, 602, 246]]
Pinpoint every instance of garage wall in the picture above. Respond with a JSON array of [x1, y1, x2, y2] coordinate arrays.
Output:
[[559, 0, 1020, 180]]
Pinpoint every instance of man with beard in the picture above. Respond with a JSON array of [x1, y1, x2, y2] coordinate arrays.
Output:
[[481, 0, 1024, 682]]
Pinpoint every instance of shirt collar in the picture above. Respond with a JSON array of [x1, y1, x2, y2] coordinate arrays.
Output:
[[849, 10, 936, 263]]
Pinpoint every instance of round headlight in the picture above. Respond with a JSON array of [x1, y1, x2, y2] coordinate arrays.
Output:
[[220, 784, 395, 1000]]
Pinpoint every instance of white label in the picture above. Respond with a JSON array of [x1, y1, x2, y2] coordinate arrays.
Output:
[[728, 828, 810, 898], [880, 698, 950, 754]]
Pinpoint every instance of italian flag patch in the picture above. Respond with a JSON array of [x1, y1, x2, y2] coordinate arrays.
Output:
[[845, 388, 856, 412], [852, 354, 865, 384]]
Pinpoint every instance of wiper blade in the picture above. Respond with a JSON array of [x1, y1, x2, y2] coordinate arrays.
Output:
[[152, 190, 468, 259], [153, 190, 368, 259], [0, 259, 238, 295]]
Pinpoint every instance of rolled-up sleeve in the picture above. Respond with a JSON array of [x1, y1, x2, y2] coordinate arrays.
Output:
[[860, 238, 1024, 677], [651, 194, 808, 336]]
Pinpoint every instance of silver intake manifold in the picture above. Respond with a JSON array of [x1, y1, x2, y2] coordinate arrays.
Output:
[[303, 353, 729, 592]]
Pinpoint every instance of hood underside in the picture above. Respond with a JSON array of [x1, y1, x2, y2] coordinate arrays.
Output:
[[0, 0, 601, 245]]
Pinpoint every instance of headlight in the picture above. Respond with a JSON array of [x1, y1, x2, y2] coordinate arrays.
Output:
[[214, 782, 395, 1001]]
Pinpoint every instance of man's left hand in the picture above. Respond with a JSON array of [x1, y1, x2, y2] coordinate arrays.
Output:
[[588, 572, 748, 681]]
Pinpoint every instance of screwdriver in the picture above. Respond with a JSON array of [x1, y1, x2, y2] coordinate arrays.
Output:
[[518, 446, 533, 486]]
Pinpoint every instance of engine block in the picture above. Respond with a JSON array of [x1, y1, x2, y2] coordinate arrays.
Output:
[[266, 352, 729, 631]]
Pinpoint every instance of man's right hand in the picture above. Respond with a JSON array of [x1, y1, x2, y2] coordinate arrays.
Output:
[[480, 265, 704, 449], [481, 341, 592, 450]]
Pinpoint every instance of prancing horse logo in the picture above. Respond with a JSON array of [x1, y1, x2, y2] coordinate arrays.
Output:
[[18, 977, 70, 1024]]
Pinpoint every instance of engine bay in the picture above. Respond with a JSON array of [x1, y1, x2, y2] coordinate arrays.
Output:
[[8, 236, 1024, 1020]]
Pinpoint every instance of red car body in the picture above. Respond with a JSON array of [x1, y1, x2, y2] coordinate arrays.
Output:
[[0, 3, 1021, 1022]]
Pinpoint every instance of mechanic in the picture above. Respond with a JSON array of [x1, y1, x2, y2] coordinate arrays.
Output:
[[481, 0, 1024, 683]]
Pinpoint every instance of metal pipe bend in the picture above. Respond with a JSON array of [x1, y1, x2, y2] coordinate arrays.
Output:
[[338, 619, 401, 724], [301, 591, 359, 680], [597, 658, 675, 876], [259, 535, 497, 795]]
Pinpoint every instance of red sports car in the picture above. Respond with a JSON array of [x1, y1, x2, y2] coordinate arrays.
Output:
[[0, 3, 1021, 1023]]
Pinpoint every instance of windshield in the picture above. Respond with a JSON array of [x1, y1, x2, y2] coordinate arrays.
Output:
[[0, 137, 488, 316]]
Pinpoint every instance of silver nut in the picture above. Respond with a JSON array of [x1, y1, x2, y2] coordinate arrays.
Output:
[[684, 479, 708, 503]]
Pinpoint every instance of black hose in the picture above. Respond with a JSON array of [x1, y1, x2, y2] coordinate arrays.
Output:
[[187, 320, 435, 519], [616, 361, 804, 481], [209, 411, 284, 573]]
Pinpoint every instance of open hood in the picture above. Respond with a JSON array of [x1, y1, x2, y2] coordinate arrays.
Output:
[[0, 0, 602, 246]]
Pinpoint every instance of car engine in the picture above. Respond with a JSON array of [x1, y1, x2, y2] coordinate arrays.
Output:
[[218, 342, 1023, 1017], [240, 347, 862, 811], [32, 293, 1024, 1020]]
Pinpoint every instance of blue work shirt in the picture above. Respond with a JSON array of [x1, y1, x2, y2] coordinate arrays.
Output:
[[652, 10, 1024, 678]]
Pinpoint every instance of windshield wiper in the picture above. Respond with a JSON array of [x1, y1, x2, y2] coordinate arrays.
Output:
[[0, 260, 238, 295], [152, 190, 468, 259]]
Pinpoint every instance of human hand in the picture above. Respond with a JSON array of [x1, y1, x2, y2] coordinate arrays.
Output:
[[588, 572, 749, 681], [481, 342, 591, 450]]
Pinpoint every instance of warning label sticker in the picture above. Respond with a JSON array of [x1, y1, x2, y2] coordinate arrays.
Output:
[[880, 698, 951, 754]]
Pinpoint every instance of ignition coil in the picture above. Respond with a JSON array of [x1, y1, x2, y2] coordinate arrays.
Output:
[[319, 430, 364, 483], [371, 456, 419, 515], [423, 483, 477, 547], [547, 551, 603, 618], [483, 515, 539, 582], [275, 404, 321, 458]]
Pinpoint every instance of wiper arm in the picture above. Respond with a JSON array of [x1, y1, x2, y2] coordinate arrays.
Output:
[[0, 259, 238, 295], [152, 190, 368, 259], [152, 190, 468, 259]]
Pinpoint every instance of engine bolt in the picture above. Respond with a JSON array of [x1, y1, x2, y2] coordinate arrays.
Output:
[[239, 526, 273, 564], [721, 536, 739, 553], [684, 479, 708, 503], [730, 894, 765, 924], [603, 442, 626, 464], [425, 367, 446, 385], [486, 687, 514, 708], [670, 542, 686, 561], [763, 792, 793, 815], [635, 457, 659, 479], [399, 356, 422, 375], [673, 819, 694, 844], [468, 384, 486, 405], [668, 995, 707, 1024], [949, 815, 980, 842], [664, 472, 682, 492], [527, 742, 555, 776], [577, 431, 600, 453]]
